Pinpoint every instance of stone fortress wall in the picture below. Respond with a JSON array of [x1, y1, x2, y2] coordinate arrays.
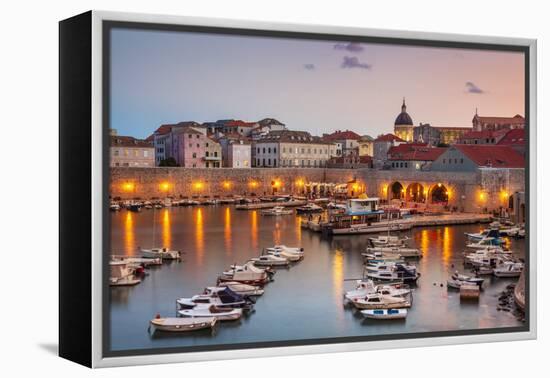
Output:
[[110, 167, 525, 213]]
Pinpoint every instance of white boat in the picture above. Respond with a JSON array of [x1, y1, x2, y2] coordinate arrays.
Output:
[[251, 254, 289, 267], [361, 308, 408, 320], [260, 206, 293, 216], [111, 255, 163, 267], [447, 271, 484, 289], [351, 293, 411, 309], [218, 262, 272, 285], [295, 203, 324, 214], [466, 236, 503, 249], [493, 261, 523, 277], [365, 246, 422, 258], [264, 245, 304, 261], [364, 261, 420, 283], [369, 235, 409, 247], [473, 265, 494, 275], [207, 283, 264, 297], [178, 305, 243, 321], [109, 203, 121, 211], [176, 287, 253, 310], [149, 316, 216, 333], [109, 261, 141, 286], [344, 279, 410, 302], [265, 245, 304, 256], [141, 247, 181, 260]]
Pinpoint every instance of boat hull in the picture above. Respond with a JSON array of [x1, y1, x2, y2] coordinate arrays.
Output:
[[150, 317, 216, 332]]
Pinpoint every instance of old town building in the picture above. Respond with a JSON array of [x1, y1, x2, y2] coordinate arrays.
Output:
[[110, 135, 154, 167]]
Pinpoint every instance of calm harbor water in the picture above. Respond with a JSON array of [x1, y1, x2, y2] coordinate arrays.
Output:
[[109, 206, 525, 352]]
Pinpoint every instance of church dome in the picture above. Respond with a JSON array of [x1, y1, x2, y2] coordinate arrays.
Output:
[[394, 98, 413, 125]]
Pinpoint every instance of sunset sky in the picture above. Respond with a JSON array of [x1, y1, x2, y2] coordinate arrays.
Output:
[[110, 28, 525, 139]]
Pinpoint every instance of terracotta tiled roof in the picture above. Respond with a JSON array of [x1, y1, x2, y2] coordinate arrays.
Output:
[[374, 133, 405, 142], [497, 129, 526, 146], [324, 130, 361, 141], [225, 120, 257, 127], [110, 136, 153, 148], [388, 144, 446, 161], [453, 145, 525, 168], [474, 114, 525, 125], [154, 121, 202, 135]]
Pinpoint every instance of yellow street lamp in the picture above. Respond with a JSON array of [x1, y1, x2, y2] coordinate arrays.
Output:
[[122, 182, 135, 192]]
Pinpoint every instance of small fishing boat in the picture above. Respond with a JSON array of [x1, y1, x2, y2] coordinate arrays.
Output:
[[207, 283, 265, 297], [369, 235, 409, 247], [465, 228, 501, 241], [111, 255, 163, 267], [141, 247, 181, 260], [493, 261, 523, 278], [295, 203, 324, 214], [178, 305, 243, 321], [109, 203, 121, 211], [466, 235, 503, 249], [218, 262, 273, 285], [365, 262, 420, 283], [250, 254, 289, 267], [260, 206, 293, 216], [176, 287, 253, 310], [344, 280, 410, 302], [351, 293, 411, 310], [361, 308, 408, 320], [365, 246, 422, 258], [265, 245, 304, 255], [149, 315, 216, 333], [447, 271, 484, 289], [109, 261, 141, 286]]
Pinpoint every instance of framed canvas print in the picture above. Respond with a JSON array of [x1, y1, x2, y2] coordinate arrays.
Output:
[[59, 10, 537, 368]]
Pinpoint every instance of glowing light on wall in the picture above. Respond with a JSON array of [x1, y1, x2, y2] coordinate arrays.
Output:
[[272, 179, 282, 188], [193, 181, 204, 190], [222, 181, 232, 189], [122, 182, 135, 192], [295, 179, 304, 187], [159, 181, 172, 192], [249, 180, 259, 188]]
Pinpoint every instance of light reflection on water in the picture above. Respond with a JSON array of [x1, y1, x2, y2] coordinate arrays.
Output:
[[109, 206, 525, 352], [124, 211, 135, 255]]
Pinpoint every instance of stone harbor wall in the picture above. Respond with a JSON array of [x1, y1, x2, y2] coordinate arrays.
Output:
[[110, 167, 525, 213]]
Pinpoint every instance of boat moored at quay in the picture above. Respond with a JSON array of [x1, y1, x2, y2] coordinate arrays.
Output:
[[320, 198, 413, 235]]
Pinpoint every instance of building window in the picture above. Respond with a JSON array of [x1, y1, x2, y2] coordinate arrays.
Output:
[[274, 147, 277, 153], [113, 149, 119, 156], [196, 144, 200, 148], [263, 148, 266, 154], [206, 151, 210, 157], [460, 158, 464, 164], [192, 153, 197, 158], [189, 143, 192, 148]]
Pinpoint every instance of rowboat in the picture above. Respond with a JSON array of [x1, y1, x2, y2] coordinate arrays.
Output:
[[361, 308, 408, 320], [149, 316, 216, 333]]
